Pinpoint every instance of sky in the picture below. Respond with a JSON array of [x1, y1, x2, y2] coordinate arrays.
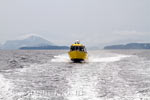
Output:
[[0, 0, 150, 47]]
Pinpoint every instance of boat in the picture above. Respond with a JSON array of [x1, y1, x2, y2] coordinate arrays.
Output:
[[68, 40, 88, 62]]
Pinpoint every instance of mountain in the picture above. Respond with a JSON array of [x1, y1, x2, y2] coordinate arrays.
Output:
[[0, 43, 2, 49], [1, 35, 54, 50], [104, 43, 150, 49], [20, 45, 69, 50]]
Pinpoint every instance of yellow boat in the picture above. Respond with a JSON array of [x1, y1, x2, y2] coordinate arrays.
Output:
[[68, 41, 88, 62]]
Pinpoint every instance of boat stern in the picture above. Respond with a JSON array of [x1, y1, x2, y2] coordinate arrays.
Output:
[[68, 51, 88, 62]]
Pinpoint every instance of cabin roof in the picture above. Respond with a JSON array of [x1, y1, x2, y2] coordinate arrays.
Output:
[[71, 44, 84, 46]]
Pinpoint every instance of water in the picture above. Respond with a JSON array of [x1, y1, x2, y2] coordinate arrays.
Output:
[[0, 50, 150, 100]]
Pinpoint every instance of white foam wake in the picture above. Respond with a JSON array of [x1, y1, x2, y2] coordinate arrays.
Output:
[[51, 53, 70, 62], [51, 53, 130, 63], [0, 74, 14, 100], [88, 55, 130, 63]]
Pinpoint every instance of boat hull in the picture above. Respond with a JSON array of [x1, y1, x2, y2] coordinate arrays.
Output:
[[68, 51, 88, 62]]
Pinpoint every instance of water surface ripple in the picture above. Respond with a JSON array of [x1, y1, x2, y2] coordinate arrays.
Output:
[[0, 50, 150, 100]]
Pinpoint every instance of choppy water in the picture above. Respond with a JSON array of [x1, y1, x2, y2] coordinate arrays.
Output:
[[0, 50, 150, 100]]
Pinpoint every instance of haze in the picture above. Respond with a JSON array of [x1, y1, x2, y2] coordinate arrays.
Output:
[[0, 0, 150, 47]]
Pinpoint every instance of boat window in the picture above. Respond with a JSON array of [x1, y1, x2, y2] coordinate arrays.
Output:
[[80, 46, 84, 51], [75, 46, 78, 50], [84, 47, 87, 52], [70, 46, 86, 52], [70, 46, 75, 51]]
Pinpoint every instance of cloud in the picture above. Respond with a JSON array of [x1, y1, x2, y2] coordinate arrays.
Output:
[[0, 0, 150, 47]]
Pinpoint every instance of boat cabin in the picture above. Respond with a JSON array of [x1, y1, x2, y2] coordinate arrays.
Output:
[[70, 45, 87, 52]]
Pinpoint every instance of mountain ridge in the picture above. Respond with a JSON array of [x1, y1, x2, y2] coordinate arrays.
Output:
[[1, 34, 54, 50], [104, 43, 150, 49], [20, 45, 69, 50]]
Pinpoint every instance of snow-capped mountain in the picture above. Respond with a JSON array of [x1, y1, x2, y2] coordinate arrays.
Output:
[[1, 34, 54, 50]]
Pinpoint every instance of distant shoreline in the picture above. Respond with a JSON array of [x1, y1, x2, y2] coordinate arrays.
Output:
[[104, 43, 150, 50], [20, 45, 69, 50]]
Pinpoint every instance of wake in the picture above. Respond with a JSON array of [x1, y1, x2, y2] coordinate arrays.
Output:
[[51, 54, 70, 62], [51, 53, 131, 63], [0, 74, 14, 100], [89, 55, 130, 62]]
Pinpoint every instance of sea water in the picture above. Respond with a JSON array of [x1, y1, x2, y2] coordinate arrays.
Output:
[[0, 50, 150, 100]]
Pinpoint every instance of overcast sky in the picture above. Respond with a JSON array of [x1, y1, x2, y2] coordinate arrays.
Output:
[[0, 0, 150, 47]]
